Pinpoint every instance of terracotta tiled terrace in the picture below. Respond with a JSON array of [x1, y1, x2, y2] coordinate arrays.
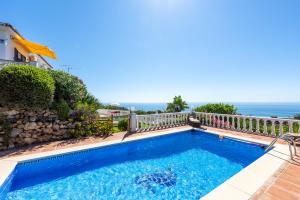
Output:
[[0, 126, 299, 199]]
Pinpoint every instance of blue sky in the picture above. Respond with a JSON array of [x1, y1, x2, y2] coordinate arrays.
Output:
[[2, 0, 300, 103]]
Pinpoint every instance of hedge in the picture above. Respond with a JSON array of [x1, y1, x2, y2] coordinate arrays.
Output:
[[49, 70, 87, 107], [0, 65, 55, 109]]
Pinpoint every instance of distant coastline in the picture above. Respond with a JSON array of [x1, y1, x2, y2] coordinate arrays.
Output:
[[114, 102, 300, 118]]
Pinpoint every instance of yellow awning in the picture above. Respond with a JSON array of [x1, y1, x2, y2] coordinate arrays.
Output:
[[13, 35, 57, 60]]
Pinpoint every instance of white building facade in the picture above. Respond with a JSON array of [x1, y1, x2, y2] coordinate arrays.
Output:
[[0, 23, 53, 70]]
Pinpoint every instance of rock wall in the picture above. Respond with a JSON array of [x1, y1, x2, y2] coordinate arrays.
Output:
[[0, 108, 73, 150]]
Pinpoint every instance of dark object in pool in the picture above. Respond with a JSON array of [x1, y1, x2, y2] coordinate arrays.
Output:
[[135, 168, 177, 193]]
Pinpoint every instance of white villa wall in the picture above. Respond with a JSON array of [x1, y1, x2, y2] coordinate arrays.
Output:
[[0, 31, 9, 60], [0, 25, 52, 69]]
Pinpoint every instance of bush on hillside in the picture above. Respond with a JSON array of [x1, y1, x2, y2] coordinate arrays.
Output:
[[49, 70, 87, 107], [194, 103, 237, 114], [52, 99, 71, 120], [294, 114, 300, 120], [135, 110, 164, 115], [76, 93, 103, 112], [118, 118, 128, 131], [68, 110, 113, 137], [0, 65, 55, 109]]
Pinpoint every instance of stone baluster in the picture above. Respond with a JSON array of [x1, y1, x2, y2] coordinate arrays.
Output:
[[288, 121, 293, 133], [279, 121, 283, 135], [212, 115, 216, 127], [249, 118, 253, 132], [149, 116, 151, 129], [172, 114, 175, 126], [136, 117, 140, 131], [152, 115, 156, 129], [173, 114, 176, 126], [256, 118, 260, 133], [231, 117, 235, 130], [271, 120, 276, 136], [221, 115, 225, 128], [199, 114, 203, 125], [263, 119, 268, 135], [288, 121, 294, 133], [149, 115, 152, 129], [237, 117, 241, 131], [226, 115, 230, 129], [205, 114, 208, 125], [242, 117, 247, 132], [144, 116, 147, 130]]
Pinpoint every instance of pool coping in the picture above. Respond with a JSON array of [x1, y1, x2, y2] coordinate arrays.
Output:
[[0, 127, 291, 200]]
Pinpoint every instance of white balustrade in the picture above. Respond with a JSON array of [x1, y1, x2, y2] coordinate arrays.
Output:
[[132, 112, 300, 136], [194, 112, 300, 137]]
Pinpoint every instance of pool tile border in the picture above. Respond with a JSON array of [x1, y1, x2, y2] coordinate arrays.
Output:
[[0, 127, 291, 200], [200, 129, 290, 200]]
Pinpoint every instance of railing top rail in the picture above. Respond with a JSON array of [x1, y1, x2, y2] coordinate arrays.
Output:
[[194, 111, 300, 122], [136, 112, 189, 117]]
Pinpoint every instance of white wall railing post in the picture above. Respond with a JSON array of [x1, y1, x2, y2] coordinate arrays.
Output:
[[129, 112, 137, 133]]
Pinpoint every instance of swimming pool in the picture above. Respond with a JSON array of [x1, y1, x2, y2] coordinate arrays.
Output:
[[0, 130, 265, 200]]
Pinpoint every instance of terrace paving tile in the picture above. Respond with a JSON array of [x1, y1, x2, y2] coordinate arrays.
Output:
[[251, 151, 300, 200]]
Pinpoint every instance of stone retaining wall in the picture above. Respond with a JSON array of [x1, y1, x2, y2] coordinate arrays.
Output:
[[0, 108, 74, 150]]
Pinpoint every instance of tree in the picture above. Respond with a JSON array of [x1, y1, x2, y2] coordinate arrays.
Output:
[[166, 96, 189, 112], [194, 103, 237, 114]]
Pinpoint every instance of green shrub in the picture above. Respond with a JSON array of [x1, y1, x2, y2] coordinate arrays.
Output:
[[294, 114, 300, 120], [0, 65, 55, 109], [194, 103, 237, 114], [75, 93, 102, 113], [135, 110, 163, 115], [68, 110, 113, 137], [52, 99, 71, 120], [118, 118, 128, 131], [49, 70, 87, 107]]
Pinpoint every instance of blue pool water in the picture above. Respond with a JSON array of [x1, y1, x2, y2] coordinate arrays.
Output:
[[0, 130, 265, 200]]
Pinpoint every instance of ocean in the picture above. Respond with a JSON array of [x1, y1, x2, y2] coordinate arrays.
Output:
[[118, 102, 300, 118]]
